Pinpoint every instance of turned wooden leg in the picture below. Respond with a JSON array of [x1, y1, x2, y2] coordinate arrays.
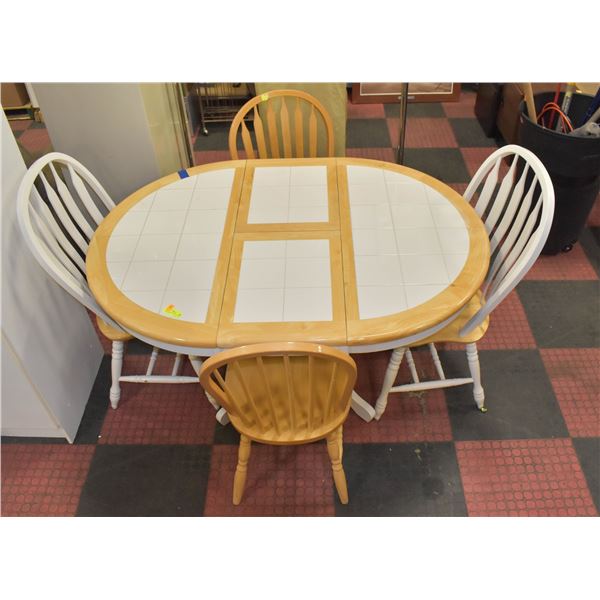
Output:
[[374, 347, 406, 420], [233, 435, 252, 505], [327, 427, 348, 504], [109, 341, 124, 409], [466, 342, 485, 411]]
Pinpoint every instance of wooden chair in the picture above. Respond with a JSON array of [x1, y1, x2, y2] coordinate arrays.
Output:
[[373, 145, 555, 419], [228, 89, 335, 159], [16, 152, 202, 409], [199, 342, 357, 505]]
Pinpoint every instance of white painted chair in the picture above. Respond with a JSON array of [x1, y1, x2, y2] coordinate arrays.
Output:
[[373, 144, 555, 419], [16, 152, 203, 409]]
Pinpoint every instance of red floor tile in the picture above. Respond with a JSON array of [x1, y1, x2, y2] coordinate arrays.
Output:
[[344, 388, 452, 443], [1, 445, 94, 516], [456, 439, 597, 516], [460, 147, 501, 178], [347, 103, 386, 119], [525, 245, 598, 280], [99, 355, 214, 445], [17, 127, 52, 154], [444, 290, 536, 350], [194, 150, 233, 164], [442, 91, 477, 118], [541, 349, 600, 437], [345, 147, 396, 162], [9, 119, 32, 132], [204, 444, 335, 516], [388, 117, 458, 148], [447, 183, 469, 196]]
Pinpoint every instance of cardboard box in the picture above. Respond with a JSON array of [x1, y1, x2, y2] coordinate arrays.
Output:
[[1, 83, 30, 108]]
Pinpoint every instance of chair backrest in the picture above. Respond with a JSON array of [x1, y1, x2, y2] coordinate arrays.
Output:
[[228, 89, 335, 160], [199, 342, 357, 443], [460, 144, 555, 335], [16, 152, 121, 329]]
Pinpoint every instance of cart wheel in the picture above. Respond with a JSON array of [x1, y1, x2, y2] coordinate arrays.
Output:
[[202, 127, 209, 136], [561, 243, 574, 253]]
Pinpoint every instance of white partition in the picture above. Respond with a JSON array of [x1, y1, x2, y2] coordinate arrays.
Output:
[[1, 113, 103, 442]]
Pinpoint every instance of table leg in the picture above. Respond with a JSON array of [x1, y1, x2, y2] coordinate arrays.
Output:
[[351, 390, 375, 422]]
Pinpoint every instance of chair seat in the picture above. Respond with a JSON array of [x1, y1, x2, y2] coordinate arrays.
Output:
[[96, 316, 133, 342], [415, 291, 490, 346]]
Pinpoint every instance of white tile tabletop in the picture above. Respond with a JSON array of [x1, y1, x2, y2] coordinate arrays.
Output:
[[90, 159, 487, 351]]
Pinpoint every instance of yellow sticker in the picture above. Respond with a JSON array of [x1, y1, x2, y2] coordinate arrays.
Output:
[[164, 304, 182, 318], [260, 93, 269, 102]]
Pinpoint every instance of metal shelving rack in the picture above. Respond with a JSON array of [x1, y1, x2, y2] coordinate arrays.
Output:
[[196, 83, 255, 135]]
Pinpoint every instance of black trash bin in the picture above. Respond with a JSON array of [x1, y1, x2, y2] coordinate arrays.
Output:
[[518, 91, 600, 254]]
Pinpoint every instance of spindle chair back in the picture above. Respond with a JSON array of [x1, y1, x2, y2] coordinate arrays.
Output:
[[228, 89, 335, 160], [199, 342, 357, 504]]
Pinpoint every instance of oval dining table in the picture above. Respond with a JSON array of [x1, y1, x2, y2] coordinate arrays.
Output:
[[86, 157, 490, 422]]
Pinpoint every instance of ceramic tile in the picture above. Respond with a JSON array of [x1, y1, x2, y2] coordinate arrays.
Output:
[[444, 253, 468, 281], [130, 194, 156, 212], [285, 257, 331, 288], [106, 235, 139, 262], [430, 204, 466, 228], [234, 288, 285, 322], [253, 167, 290, 187], [189, 187, 231, 210], [283, 287, 332, 321], [121, 261, 173, 291], [404, 284, 447, 308], [176, 234, 222, 260], [248, 187, 289, 223], [243, 240, 286, 259], [160, 289, 211, 323], [112, 211, 148, 236], [437, 227, 470, 254], [142, 211, 187, 235], [106, 262, 129, 288], [193, 168, 235, 188], [395, 228, 443, 255], [347, 165, 385, 185], [354, 255, 403, 286], [357, 286, 408, 319], [400, 254, 449, 285], [426, 187, 453, 205], [350, 204, 393, 229], [182, 210, 227, 234], [121, 289, 164, 313], [352, 229, 398, 256], [151, 189, 193, 212], [290, 166, 327, 186], [289, 185, 328, 207], [285, 239, 330, 258], [348, 183, 388, 206], [386, 182, 429, 205], [288, 205, 329, 222], [238, 258, 285, 289], [383, 170, 417, 184], [132, 234, 180, 261], [390, 204, 435, 229], [167, 260, 216, 290]]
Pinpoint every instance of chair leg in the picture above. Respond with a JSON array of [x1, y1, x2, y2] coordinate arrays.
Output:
[[233, 435, 252, 505], [109, 340, 124, 409], [466, 342, 486, 411], [374, 347, 406, 420], [327, 427, 348, 504]]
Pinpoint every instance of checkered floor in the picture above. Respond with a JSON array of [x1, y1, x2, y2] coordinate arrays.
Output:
[[3, 85, 599, 516]]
